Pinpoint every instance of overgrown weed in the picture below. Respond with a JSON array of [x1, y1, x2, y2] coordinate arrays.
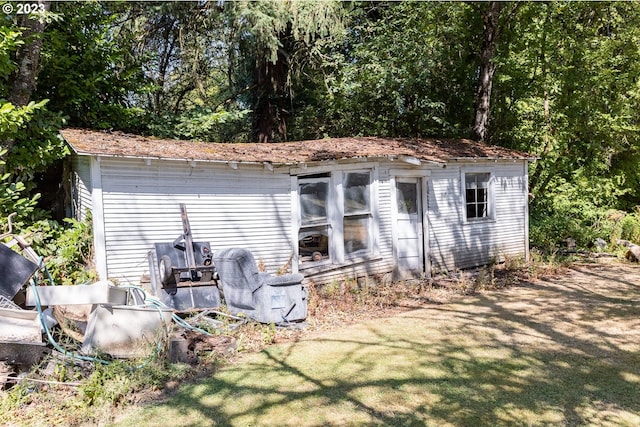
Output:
[[426, 252, 577, 296], [0, 354, 197, 427]]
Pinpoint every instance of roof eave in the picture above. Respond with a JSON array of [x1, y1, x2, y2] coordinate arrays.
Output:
[[69, 145, 450, 167], [70, 148, 283, 167], [449, 156, 536, 162]]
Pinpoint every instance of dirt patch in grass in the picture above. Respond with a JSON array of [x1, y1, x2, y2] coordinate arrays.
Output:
[[497, 261, 640, 352]]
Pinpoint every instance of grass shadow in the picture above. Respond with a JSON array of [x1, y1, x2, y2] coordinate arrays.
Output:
[[112, 265, 640, 426]]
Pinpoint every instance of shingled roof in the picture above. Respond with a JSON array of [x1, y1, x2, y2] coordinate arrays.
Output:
[[61, 128, 533, 165]]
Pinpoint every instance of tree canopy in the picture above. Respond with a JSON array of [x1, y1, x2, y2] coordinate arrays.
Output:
[[1, 0, 640, 250]]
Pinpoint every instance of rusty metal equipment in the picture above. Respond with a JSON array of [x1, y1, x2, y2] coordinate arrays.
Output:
[[149, 204, 221, 311]]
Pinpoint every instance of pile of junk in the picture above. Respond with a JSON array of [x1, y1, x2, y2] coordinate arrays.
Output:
[[0, 205, 307, 388]]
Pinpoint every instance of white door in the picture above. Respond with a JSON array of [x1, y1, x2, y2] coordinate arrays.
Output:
[[394, 178, 424, 279]]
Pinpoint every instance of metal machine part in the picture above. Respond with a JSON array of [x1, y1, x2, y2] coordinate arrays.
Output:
[[151, 204, 221, 311]]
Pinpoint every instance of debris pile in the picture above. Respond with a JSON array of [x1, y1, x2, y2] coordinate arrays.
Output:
[[1, 204, 310, 390], [0, 213, 239, 390]]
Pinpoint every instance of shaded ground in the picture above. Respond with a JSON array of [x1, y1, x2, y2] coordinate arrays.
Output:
[[3, 260, 640, 426], [109, 260, 640, 426]]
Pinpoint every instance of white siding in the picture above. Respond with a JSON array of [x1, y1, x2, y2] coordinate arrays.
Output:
[[377, 173, 394, 264], [73, 154, 530, 286], [427, 161, 528, 272], [71, 155, 92, 221], [98, 158, 293, 285]]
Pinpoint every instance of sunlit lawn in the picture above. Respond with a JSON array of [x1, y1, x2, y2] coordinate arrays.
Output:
[[111, 265, 640, 426]]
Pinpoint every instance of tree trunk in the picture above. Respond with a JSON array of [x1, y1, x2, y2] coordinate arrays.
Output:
[[9, 1, 49, 108], [472, 1, 503, 143], [3, 0, 49, 170], [253, 29, 292, 143]]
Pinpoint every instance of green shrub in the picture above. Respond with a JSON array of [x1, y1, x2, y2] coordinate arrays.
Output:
[[530, 172, 630, 251], [19, 212, 97, 286], [78, 359, 188, 407], [607, 209, 640, 245], [48, 216, 97, 285]]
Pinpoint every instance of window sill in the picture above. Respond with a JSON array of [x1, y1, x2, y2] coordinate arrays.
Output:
[[463, 217, 496, 226], [299, 254, 383, 276]]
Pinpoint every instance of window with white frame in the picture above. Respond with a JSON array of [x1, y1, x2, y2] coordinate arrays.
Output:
[[298, 173, 331, 263], [343, 171, 372, 256], [465, 172, 491, 220], [298, 169, 373, 266]]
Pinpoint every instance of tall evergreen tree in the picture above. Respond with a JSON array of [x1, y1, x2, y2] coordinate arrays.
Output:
[[225, 0, 347, 142]]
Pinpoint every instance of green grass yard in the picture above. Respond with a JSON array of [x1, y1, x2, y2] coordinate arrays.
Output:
[[111, 263, 640, 426]]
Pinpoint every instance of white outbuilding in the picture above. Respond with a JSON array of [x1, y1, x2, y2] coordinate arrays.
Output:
[[61, 128, 533, 286]]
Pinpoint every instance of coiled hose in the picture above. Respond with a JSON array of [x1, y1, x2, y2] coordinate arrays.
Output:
[[30, 265, 214, 368]]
